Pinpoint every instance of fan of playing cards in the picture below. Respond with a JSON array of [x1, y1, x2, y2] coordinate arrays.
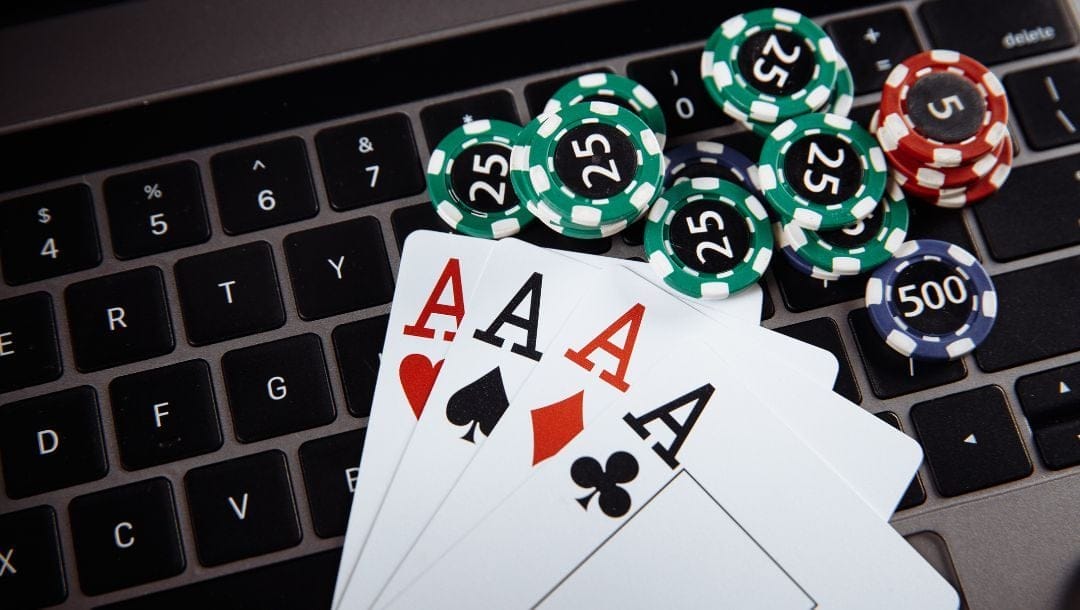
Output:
[[328, 231, 960, 609]]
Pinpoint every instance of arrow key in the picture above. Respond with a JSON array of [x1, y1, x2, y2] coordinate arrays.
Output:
[[1033, 419, 1080, 470], [911, 385, 1032, 497], [1016, 361, 1080, 426]]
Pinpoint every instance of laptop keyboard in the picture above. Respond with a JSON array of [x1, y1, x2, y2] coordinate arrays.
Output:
[[1, 1, 1078, 607]]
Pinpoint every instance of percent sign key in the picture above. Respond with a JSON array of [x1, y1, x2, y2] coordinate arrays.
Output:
[[103, 161, 210, 258]]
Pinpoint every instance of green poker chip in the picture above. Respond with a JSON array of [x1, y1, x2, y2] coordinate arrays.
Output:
[[524, 199, 646, 239], [758, 112, 888, 231], [701, 8, 839, 126], [821, 54, 854, 118], [515, 101, 664, 229], [427, 119, 532, 239], [543, 72, 668, 148], [782, 181, 910, 276], [644, 177, 774, 299]]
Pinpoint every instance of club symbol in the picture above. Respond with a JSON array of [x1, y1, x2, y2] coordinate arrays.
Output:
[[143, 184, 163, 199], [571, 451, 639, 518]]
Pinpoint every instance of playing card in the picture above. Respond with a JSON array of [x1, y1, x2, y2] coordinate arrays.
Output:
[[373, 266, 847, 607], [330, 231, 495, 609], [384, 341, 959, 610], [336, 240, 604, 609]]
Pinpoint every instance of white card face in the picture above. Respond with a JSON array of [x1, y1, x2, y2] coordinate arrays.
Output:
[[330, 231, 494, 609], [386, 342, 959, 610], [337, 240, 603, 609], [615, 264, 923, 521], [376, 267, 839, 606], [541, 472, 815, 609]]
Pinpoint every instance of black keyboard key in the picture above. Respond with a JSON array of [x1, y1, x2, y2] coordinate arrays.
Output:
[[911, 386, 1032, 497], [316, 113, 425, 210], [221, 334, 336, 442], [174, 242, 285, 345], [775, 318, 862, 404], [0, 506, 67, 608], [975, 256, 1080, 372], [873, 412, 927, 510], [69, 478, 184, 595], [0, 292, 62, 393], [919, 0, 1076, 66], [184, 450, 301, 566], [772, 263, 867, 313], [906, 200, 977, 254], [0, 185, 100, 286], [109, 360, 222, 470], [299, 429, 367, 538], [714, 131, 763, 161], [1032, 419, 1080, 470], [627, 49, 732, 137], [283, 217, 395, 320], [1005, 61, 1080, 151], [0, 387, 108, 498], [1016, 362, 1080, 425], [65, 266, 174, 372], [103, 161, 211, 259], [420, 91, 520, 150], [848, 308, 967, 399], [518, 221, 611, 254], [760, 282, 774, 321], [390, 202, 450, 251], [211, 137, 319, 234], [524, 69, 610, 117], [826, 9, 922, 94], [96, 549, 339, 610], [332, 315, 389, 418], [974, 154, 1080, 261]]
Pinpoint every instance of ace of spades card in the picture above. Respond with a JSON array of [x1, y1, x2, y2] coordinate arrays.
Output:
[[330, 231, 494, 609], [386, 341, 959, 610], [337, 239, 606, 609]]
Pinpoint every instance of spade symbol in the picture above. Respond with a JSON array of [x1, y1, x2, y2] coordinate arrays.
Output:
[[570, 451, 639, 518], [445, 367, 509, 443]]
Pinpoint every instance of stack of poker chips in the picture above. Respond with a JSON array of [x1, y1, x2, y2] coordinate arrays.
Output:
[[872, 50, 1013, 208], [510, 78, 666, 239], [701, 8, 854, 136]]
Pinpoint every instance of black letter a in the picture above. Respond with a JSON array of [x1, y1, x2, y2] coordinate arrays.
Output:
[[623, 383, 714, 468], [472, 272, 543, 362]]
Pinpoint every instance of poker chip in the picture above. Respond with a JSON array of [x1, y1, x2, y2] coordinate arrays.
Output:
[[758, 112, 888, 230], [701, 8, 838, 126], [890, 136, 1013, 208], [773, 220, 842, 281], [645, 177, 773, 299], [663, 141, 761, 196], [872, 107, 1002, 189], [865, 239, 997, 361], [427, 119, 532, 239], [513, 101, 663, 230], [782, 181, 909, 276], [821, 54, 854, 118], [523, 198, 645, 239], [543, 72, 668, 148], [877, 50, 1009, 168]]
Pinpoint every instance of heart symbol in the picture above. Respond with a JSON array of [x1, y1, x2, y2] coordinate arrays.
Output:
[[399, 354, 444, 419]]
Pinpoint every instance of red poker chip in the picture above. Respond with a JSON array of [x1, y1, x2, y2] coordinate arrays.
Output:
[[878, 50, 1009, 168], [869, 109, 1003, 189], [892, 135, 1013, 208]]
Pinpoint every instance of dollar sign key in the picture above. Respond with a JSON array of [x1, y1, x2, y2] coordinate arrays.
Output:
[[37, 207, 51, 224]]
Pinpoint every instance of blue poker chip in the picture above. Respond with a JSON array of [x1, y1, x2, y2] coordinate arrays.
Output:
[[663, 141, 761, 197], [865, 239, 997, 361], [772, 222, 841, 282]]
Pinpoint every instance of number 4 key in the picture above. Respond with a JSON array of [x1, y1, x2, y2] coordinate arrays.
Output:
[[0, 184, 101, 285]]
